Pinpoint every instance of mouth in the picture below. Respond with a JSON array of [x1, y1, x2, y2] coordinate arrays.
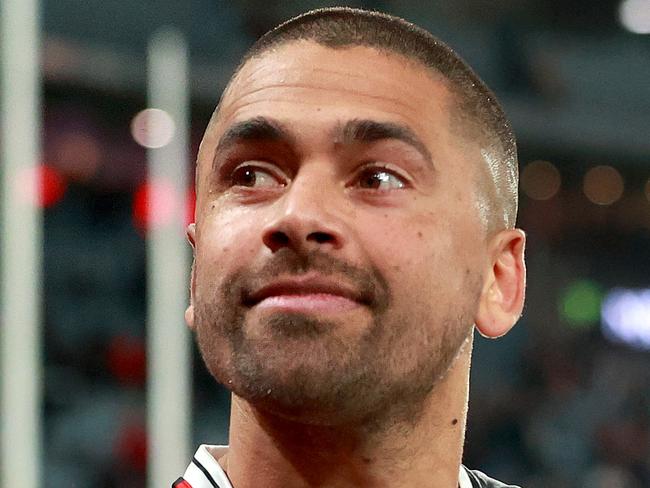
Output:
[[243, 274, 369, 314]]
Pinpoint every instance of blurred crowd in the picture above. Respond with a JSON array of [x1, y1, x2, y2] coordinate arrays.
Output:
[[40, 94, 650, 488]]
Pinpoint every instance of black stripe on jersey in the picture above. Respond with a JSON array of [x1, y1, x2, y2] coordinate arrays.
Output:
[[192, 456, 219, 488]]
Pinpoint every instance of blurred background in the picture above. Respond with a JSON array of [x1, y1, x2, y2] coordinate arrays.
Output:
[[1, 0, 649, 487]]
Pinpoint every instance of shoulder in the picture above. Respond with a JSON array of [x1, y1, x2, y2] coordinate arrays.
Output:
[[462, 466, 523, 488]]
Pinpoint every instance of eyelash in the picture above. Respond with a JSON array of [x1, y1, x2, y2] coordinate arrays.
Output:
[[216, 157, 279, 186], [221, 160, 411, 191], [352, 164, 410, 191], [229, 164, 284, 188]]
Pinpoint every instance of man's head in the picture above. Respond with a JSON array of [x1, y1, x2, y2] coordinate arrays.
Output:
[[187, 7, 526, 428]]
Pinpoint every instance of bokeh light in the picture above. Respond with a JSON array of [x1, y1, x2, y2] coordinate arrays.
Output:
[[132, 179, 180, 232], [560, 279, 603, 328], [186, 188, 196, 226], [619, 0, 650, 34], [114, 421, 148, 473], [602, 288, 650, 350], [583, 165, 624, 205], [16, 164, 67, 208], [645, 178, 650, 203], [39, 165, 67, 208], [130, 108, 175, 148], [521, 160, 562, 201], [53, 132, 101, 183], [106, 335, 146, 386]]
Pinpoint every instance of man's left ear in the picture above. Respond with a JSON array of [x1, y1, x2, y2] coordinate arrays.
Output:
[[475, 229, 526, 338]]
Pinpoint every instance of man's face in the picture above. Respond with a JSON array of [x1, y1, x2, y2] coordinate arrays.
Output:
[[191, 42, 490, 426]]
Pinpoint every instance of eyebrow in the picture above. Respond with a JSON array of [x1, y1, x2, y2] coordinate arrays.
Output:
[[213, 116, 434, 170], [214, 116, 293, 155], [338, 119, 434, 168]]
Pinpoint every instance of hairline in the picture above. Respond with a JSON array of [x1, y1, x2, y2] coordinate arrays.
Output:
[[218, 40, 479, 139]]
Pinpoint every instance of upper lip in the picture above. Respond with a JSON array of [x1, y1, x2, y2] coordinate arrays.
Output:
[[244, 274, 367, 306]]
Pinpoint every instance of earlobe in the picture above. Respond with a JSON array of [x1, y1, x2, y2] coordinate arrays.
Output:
[[186, 223, 196, 249], [475, 229, 526, 338], [185, 303, 195, 330]]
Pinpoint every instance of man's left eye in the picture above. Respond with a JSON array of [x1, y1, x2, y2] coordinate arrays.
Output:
[[356, 168, 407, 190]]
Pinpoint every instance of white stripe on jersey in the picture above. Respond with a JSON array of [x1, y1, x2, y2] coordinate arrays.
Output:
[[183, 462, 217, 488], [181, 445, 233, 488], [459, 465, 473, 488]]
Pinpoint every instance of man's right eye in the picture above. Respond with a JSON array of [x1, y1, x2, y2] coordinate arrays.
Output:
[[230, 165, 282, 188]]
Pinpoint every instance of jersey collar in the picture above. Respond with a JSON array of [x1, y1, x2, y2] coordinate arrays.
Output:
[[177, 445, 474, 488]]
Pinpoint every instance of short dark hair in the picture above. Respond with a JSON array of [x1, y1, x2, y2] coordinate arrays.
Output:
[[217, 7, 518, 231]]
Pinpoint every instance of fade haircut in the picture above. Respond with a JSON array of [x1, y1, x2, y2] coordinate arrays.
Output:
[[214, 7, 518, 231]]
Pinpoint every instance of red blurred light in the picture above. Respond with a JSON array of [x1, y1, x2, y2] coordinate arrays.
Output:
[[40, 165, 66, 207], [106, 335, 147, 386], [133, 180, 196, 233], [115, 422, 147, 472], [16, 164, 66, 208], [186, 187, 195, 226], [132, 179, 179, 233]]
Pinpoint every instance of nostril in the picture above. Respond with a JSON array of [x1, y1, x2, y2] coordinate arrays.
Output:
[[266, 231, 290, 251], [308, 232, 334, 244], [262, 226, 342, 253]]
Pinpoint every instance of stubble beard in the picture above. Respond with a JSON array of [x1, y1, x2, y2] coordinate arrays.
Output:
[[194, 249, 479, 431]]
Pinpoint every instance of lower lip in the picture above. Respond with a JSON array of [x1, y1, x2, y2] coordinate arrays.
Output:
[[254, 293, 361, 313]]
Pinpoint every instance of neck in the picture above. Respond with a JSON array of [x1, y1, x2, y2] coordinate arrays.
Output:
[[222, 340, 473, 488]]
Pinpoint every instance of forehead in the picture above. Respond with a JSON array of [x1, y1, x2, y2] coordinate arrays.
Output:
[[195, 41, 483, 200], [213, 42, 454, 138]]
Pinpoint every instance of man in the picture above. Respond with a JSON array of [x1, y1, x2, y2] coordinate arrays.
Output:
[[176, 6, 526, 488]]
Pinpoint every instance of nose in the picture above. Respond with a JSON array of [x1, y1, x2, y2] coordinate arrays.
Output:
[[261, 172, 346, 254]]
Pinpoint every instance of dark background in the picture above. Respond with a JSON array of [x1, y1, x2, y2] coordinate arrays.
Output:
[[29, 1, 650, 486]]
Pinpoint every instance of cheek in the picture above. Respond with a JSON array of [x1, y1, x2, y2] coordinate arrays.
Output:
[[356, 205, 481, 298], [195, 207, 260, 285], [353, 211, 441, 299]]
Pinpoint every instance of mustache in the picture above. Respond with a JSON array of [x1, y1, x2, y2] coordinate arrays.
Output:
[[225, 248, 390, 311]]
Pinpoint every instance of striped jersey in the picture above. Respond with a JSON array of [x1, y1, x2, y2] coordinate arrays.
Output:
[[174, 445, 522, 488]]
